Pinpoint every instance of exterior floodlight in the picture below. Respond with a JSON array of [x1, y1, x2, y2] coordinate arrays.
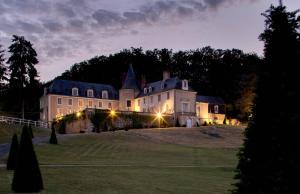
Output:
[[76, 112, 82, 118]]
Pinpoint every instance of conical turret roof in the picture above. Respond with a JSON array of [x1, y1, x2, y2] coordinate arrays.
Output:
[[122, 64, 140, 90]]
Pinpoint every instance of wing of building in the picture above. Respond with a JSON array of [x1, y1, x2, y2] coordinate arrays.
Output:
[[40, 64, 225, 126]]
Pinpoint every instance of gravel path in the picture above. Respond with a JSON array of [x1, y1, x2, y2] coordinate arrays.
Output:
[[0, 134, 79, 158]]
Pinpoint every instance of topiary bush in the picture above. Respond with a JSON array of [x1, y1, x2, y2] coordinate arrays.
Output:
[[7, 134, 19, 170], [49, 127, 58, 145], [12, 125, 43, 192]]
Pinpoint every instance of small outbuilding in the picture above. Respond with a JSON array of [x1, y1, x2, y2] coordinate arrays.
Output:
[[196, 95, 226, 125]]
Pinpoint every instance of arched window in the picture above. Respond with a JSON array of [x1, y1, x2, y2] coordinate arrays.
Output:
[[87, 89, 94, 97], [72, 88, 79, 96], [102, 90, 108, 99]]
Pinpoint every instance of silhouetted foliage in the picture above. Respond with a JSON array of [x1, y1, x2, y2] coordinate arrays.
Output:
[[233, 3, 300, 193], [49, 127, 58, 144], [28, 125, 34, 138], [0, 44, 7, 86], [6, 134, 19, 170], [175, 118, 180, 127], [56, 47, 261, 120], [2, 35, 41, 120], [12, 125, 43, 192]]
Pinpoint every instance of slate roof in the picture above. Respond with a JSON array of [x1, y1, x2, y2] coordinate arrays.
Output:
[[138, 77, 195, 97], [121, 64, 140, 90], [47, 79, 118, 100], [196, 95, 225, 104]]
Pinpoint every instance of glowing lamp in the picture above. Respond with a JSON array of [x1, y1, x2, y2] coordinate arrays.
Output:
[[76, 112, 82, 118], [110, 110, 116, 117], [156, 112, 162, 119]]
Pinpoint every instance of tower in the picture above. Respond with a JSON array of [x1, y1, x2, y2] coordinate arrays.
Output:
[[119, 64, 140, 111]]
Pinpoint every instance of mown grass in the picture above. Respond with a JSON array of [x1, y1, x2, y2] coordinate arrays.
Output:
[[0, 129, 239, 194], [0, 122, 50, 144]]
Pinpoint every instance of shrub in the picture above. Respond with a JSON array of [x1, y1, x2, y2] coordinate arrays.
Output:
[[28, 125, 34, 138], [175, 118, 180, 127], [203, 121, 208, 126], [12, 125, 43, 192], [7, 134, 19, 170], [49, 127, 58, 145]]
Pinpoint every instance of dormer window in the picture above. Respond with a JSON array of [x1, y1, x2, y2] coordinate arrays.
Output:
[[144, 88, 147, 94], [87, 89, 94, 97], [161, 82, 165, 89], [182, 80, 188, 90], [148, 86, 152, 93], [72, 88, 79, 96], [102, 90, 108, 99]]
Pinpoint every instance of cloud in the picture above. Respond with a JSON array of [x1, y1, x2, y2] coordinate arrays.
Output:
[[0, 0, 260, 81]]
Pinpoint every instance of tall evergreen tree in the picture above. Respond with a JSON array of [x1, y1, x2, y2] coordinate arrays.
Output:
[[0, 44, 7, 92], [12, 125, 43, 192], [6, 134, 19, 170], [7, 35, 39, 119], [233, 3, 300, 193]]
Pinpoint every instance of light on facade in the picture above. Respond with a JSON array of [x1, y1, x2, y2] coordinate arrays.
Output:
[[76, 111, 82, 118]]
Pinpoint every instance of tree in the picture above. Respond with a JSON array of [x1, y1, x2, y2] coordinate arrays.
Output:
[[12, 125, 43, 192], [233, 3, 300, 193], [0, 44, 7, 86], [49, 127, 58, 144], [28, 125, 34, 138], [6, 134, 19, 170], [7, 35, 39, 119]]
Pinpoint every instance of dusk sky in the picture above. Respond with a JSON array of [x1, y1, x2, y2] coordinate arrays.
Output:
[[0, 0, 299, 82]]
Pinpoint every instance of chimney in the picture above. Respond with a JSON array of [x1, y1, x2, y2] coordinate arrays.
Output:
[[140, 75, 146, 89], [163, 71, 170, 81]]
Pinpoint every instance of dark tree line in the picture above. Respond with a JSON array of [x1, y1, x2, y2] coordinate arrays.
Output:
[[57, 47, 261, 120]]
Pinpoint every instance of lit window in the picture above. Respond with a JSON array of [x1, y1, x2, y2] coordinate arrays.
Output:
[[68, 99, 73, 106], [102, 90, 108, 99], [167, 92, 170, 99], [144, 88, 147, 94], [214, 105, 219, 114], [127, 100, 131, 108], [72, 88, 78, 96], [87, 89, 94, 97], [143, 98, 146, 104], [148, 87, 152, 93], [99, 101, 102, 108], [158, 94, 161, 102], [57, 97, 62, 105], [108, 102, 112, 109], [161, 82, 164, 89], [88, 100, 93, 107], [78, 99, 83, 107]]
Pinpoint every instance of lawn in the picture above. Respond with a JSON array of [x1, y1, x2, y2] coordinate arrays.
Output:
[[0, 126, 244, 194], [0, 122, 50, 144]]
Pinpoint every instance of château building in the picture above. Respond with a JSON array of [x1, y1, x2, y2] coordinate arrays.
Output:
[[40, 64, 225, 126]]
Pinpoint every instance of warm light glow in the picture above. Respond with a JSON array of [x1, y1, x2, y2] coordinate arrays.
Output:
[[156, 112, 162, 119], [76, 111, 82, 118], [110, 110, 116, 117]]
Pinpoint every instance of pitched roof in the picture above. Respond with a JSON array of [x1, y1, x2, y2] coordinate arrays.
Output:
[[47, 79, 118, 100], [138, 77, 195, 97], [196, 95, 225, 104], [121, 64, 140, 90]]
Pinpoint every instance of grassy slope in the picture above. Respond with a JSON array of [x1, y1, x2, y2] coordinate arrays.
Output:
[[0, 126, 243, 194], [0, 122, 50, 144]]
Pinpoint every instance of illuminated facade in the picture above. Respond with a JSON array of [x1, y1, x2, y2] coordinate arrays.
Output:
[[40, 64, 225, 126]]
